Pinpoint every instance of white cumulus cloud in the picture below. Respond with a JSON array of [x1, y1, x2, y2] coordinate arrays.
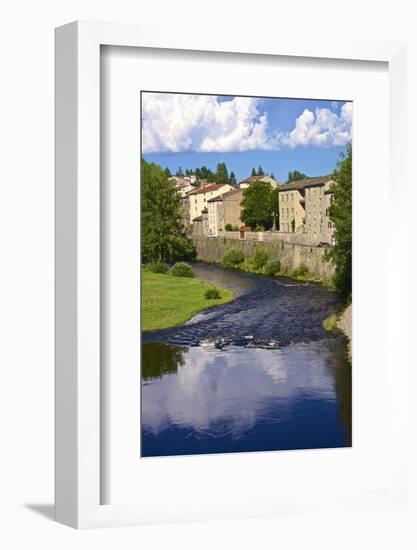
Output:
[[279, 103, 352, 149], [141, 93, 352, 153], [142, 93, 273, 153]]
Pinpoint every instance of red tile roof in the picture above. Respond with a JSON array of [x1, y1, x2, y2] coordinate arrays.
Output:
[[278, 175, 333, 192], [207, 188, 243, 202], [188, 183, 227, 196]]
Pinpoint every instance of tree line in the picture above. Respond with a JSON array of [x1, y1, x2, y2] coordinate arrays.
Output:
[[172, 163, 309, 185], [172, 162, 277, 187], [174, 163, 237, 186]]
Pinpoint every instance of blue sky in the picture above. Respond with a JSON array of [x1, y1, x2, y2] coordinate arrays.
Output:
[[141, 93, 352, 182]]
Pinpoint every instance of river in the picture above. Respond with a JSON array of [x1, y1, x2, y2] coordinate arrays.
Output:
[[141, 263, 351, 457]]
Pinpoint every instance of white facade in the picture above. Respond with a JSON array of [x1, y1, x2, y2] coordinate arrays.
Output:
[[189, 184, 233, 222]]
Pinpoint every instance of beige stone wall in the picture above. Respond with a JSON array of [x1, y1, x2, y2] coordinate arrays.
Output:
[[279, 189, 305, 233], [223, 191, 243, 229], [221, 229, 329, 246], [192, 236, 335, 279], [192, 212, 209, 237], [207, 189, 244, 236]]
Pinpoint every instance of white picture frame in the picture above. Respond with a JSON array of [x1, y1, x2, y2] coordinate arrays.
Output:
[[55, 20, 407, 529]]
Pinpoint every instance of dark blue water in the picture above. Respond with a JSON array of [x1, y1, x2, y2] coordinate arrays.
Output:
[[141, 263, 351, 457]]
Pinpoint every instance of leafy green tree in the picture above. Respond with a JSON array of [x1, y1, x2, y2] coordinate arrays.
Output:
[[251, 167, 257, 177], [215, 162, 229, 184], [327, 143, 352, 299], [141, 159, 195, 263], [257, 165, 265, 176], [164, 167, 171, 178], [240, 180, 274, 229], [287, 170, 308, 183], [199, 166, 215, 181], [229, 171, 237, 186], [270, 187, 280, 230]]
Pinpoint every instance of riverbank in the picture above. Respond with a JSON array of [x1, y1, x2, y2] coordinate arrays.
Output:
[[192, 235, 335, 281], [337, 304, 352, 358], [195, 256, 335, 289], [142, 270, 234, 331], [323, 303, 352, 359]]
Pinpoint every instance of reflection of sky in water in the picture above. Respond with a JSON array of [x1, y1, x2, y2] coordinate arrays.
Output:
[[142, 343, 343, 450]]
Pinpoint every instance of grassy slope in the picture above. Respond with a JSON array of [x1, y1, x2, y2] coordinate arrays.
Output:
[[142, 271, 234, 331]]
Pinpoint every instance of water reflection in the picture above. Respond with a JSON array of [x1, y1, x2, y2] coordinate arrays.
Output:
[[142, 343, 185, 381], [141, 341, 351, 457], [141, 263, 351, 457]]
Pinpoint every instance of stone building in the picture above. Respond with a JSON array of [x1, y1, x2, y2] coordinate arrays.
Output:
[[207, 188, 244, 236], [188, 183, 233, 223], [181, 194, 191, 232], [278, 175, 335, 245], [239, 175, 280, 189], [169, 176, 195, 197], [191, 208, 208, 236]]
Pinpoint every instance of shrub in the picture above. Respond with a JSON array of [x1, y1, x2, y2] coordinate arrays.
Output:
[[264, 259, 281, 276], [205, 287, 221, 300], [253, 248, 268, 270], [254, 225, 265, 232], [292, 264, 309, 278], [241, 259, 258, 273], [147, 262, 169, 274], [225, 224, 239, 232], [171, 262, 195, 278], [221, 248, 244, 268], [323, 314, 338, 332]]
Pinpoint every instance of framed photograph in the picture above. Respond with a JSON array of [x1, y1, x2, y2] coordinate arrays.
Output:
[[55, 21, 407, 528]]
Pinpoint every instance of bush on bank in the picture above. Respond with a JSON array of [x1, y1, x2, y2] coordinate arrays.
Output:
[[264, 259, 281, 276], [146, 261, 169, 274], [292, 264, 309, 278], [171, 262, 195, 278], [205, 287, 221, 300], [323, 313, 338, 332], [221, 248, 245, 268], [253, 248, 268, 270]]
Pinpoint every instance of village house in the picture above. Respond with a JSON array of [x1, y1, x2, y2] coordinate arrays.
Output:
[[239, 174, 280, 189], [191, 208, 209, 236], [207, 188, 244, 236], [188, 183, 233, 224], [181, 194, 191, 232], [278, 175, 335, 245], [169, 176, 195, 198]]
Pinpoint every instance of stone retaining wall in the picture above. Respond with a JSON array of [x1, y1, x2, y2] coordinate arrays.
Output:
[[193, 236, 335, 279]]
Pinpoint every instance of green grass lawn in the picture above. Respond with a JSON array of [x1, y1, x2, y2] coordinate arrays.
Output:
[[142, 271, 234, 331]]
